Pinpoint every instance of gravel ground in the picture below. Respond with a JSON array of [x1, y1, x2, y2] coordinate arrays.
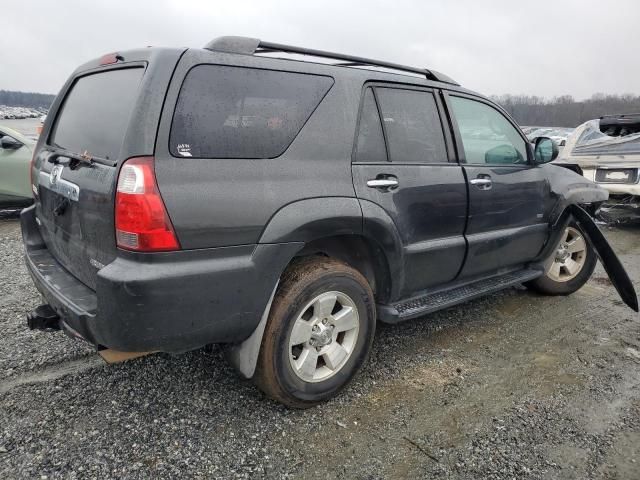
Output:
[[1, 211, 639, 479]]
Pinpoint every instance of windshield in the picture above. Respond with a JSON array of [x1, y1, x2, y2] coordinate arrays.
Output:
[[50, 67, 144, 161]]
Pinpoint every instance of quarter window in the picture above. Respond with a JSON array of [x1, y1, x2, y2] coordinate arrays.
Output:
[[353, 88, 387, 163], [450, 96, 528, 165], [170, 65, 333, 159], [375, 88, 447, 164]]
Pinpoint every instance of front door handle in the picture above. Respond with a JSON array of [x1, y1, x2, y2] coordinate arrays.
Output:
[[367, 177, 399, 191], [470, 176, 492, 190]]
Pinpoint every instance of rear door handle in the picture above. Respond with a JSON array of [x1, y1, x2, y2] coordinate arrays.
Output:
[[367, 177, 399, 190], [470, 176, 492, 190]]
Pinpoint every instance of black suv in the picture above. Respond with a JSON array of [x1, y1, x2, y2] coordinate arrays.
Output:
[[23, 37, 637, 407]]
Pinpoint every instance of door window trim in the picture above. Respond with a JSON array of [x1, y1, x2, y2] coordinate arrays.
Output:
[[351, 82, 455, 165], [370, 88, 391, 163], [442, 90, 533, 166]]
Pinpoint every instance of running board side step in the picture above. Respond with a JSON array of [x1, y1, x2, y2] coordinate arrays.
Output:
[[377, 269, 542, 323]]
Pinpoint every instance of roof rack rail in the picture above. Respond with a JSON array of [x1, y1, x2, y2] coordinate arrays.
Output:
[[203, 36, 459, 86]]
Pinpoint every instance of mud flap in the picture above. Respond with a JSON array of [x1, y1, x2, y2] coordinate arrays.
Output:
[[571, 205, 639, 312]]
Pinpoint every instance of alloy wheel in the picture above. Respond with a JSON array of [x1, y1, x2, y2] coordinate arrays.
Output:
[[547, 226, 587, 282], [288, 291, 360, 383]]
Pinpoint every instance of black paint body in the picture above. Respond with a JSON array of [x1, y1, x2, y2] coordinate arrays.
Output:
[[22, 45, 633, 353]]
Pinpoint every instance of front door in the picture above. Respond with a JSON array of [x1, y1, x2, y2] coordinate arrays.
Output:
[[446, 94, 553, 279], [352, 85, 467, 299]]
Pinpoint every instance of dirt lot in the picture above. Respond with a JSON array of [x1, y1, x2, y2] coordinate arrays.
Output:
[[1, 210, 639, 479]]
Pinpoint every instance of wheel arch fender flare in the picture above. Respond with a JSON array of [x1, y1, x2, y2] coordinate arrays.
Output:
[[230, 197, 364, 379], [258, 197, 363, 244], [229, 197, 405, 378]]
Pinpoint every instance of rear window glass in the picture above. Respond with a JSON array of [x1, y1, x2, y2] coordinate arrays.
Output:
[[50, 68, 144, 161], [170, 65, 333, 159]]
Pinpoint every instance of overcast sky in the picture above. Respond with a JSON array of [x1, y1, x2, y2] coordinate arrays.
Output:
[[1, 0, 637, 99]]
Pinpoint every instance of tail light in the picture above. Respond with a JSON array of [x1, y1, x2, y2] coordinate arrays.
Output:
[[115, 156, 180, 252]]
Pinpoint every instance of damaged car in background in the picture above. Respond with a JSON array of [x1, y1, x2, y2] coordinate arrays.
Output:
[[558, 113, 640, 223]]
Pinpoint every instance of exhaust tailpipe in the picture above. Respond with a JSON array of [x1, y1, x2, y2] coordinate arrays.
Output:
[[27, 304, 61, 330]]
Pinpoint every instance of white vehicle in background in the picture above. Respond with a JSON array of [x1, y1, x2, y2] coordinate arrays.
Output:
[[527, 127, 574, 147], [557, 113, 640, 223]]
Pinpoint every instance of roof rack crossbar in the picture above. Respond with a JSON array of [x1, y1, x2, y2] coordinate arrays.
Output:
[[203, 36, 459, 86]]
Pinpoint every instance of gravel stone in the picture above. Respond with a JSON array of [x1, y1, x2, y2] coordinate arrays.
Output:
[[1, 213, 639, 478]]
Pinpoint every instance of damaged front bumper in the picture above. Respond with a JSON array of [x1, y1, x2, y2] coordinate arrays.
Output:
[[539, 165, 637, 311], [554, 163, 640, 222], [598, 195, 640, 223]]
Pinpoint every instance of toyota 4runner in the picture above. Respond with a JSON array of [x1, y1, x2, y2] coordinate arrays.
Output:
[[22, 37, 637, 407]]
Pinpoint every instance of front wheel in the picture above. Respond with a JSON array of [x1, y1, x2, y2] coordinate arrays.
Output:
[[254, 257, 376, 408], [527, 222, 597, 295]]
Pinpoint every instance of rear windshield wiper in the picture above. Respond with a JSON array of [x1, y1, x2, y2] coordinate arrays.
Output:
[[47, 146, 116, 168]]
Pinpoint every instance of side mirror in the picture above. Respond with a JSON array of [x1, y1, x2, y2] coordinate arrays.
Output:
[[0, 135, 24, 150], [534, 136, 558, 164]]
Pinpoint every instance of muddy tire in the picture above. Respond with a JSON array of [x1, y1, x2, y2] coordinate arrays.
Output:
[[254, 256, 376, 408], [527, 222, 597, 295]]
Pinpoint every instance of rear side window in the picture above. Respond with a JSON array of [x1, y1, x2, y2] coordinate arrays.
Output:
[[354, 88, 387, 163], [51, 68, 144, 161], [170, 65, 333, 159], [375, 88, 447, 164]]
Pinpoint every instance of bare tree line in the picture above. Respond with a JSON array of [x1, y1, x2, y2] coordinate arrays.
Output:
[[492, 93, 640, 127], [0, 90, 55, 109], [2, 88, 639, 129]]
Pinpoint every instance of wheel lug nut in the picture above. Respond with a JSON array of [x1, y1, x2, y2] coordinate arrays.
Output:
[[322, 318, 327, 325]]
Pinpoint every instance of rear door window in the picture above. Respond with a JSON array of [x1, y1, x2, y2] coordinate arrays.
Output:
[[170, 65, 333, 159], [375, 88, 447, 164], [50, 67, 144, 161]]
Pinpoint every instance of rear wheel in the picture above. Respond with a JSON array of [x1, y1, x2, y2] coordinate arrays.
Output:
[[527, 222, 597, 295], [254, 257, 375, 408]]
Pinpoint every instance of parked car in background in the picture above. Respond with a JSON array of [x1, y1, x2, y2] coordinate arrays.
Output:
[[0, 125, 34, 208], [520, 126, 540, 136], [0, 105, 45, 121], [558, 114, 640, 223], [527, 127, 574, 147]]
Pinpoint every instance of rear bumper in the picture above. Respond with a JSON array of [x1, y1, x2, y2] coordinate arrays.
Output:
[[579, 167, 640, 196], [21, 206, 302, 352]]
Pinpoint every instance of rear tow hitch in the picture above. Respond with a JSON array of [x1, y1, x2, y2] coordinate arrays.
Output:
[[27, 305, 61, 331]]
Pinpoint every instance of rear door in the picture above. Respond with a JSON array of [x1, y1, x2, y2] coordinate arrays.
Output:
[[352, 84, 467, 298], [445, 93, 552, 279]]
